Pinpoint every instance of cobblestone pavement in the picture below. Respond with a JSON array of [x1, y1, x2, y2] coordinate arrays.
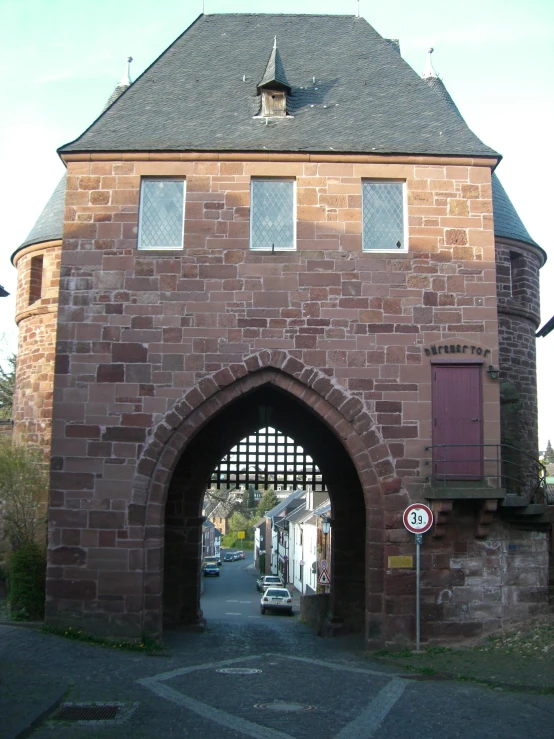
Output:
[[2, 616, 554, 739]]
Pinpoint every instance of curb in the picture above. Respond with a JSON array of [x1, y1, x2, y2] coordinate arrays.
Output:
[[0, 620, 44, 630], [8, 686, 67, 739]]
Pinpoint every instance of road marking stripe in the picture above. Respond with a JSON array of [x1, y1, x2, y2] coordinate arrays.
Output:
[[266, 653, 399, 678], [139, 680, 294, 739], [335, 679, 407, 739]]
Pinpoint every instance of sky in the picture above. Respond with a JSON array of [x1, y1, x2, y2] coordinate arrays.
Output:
[[0, 0, 553, 445]]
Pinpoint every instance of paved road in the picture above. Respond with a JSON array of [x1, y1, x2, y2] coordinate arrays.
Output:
[[201, 550, 297, 623], [1, 553, 554, 738]]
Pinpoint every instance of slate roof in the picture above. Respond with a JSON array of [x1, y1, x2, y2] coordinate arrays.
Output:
[[14, 174, 66, 259], [284, 502, 307, 524], [265, 489, 305, 519], [423, 76, 465, 121], [491, 173, 539, 249], [59, 13, 498, 158]]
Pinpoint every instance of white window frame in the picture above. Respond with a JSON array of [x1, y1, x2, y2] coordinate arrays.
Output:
[[137, 177, 186, 250], [250, 178, 296, 251], [361, 179, 408, 253]]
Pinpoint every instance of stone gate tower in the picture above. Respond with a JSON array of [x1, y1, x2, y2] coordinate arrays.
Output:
[[11, 14, 549, 646]]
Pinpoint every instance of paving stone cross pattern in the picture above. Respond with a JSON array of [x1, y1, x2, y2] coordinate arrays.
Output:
[[2, 619, 554, 738]]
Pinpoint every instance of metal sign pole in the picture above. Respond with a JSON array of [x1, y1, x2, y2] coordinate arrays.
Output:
[[402, 504, 433, 651], [415, 533, 422, 651]]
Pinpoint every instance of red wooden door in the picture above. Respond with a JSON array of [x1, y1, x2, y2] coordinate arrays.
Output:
[[432, 365, 483, 480]]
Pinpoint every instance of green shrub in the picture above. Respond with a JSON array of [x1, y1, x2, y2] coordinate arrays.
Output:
[[0, 438, 48, 548], [9, 541, 46, 620]]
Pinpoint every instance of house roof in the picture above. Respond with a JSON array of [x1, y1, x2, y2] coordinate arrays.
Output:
[[265, 488, 305, 519], [313, 500, 331, 517], [209, 498, 240, 519], [59, 13, 498, 158], [284, 502, 307, 524]]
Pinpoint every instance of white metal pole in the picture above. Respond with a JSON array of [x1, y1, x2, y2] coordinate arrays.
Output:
[[415, 533, 422, 650]]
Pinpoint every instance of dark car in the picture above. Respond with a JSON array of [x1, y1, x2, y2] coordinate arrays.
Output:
[[223, 552, 235, 562], [203, 563, 220, 577]]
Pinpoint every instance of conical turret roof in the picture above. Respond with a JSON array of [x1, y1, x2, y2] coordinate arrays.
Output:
[[12, 174, 66, 261]]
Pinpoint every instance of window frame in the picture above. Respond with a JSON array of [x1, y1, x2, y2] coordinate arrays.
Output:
[[137, 177, 186, 251], [361, 179, 408, 254], [249, 177, 296, 252]]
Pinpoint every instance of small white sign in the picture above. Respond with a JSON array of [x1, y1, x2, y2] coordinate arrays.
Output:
[[318, 570, 330, 585], [403, 503, 433, 534]]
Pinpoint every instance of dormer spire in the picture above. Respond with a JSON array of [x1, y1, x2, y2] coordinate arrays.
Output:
[[256, 37, 291, 118], [119, 56, 133, 87], [257, 38, 291, 93], [423, 47, 437, 79]]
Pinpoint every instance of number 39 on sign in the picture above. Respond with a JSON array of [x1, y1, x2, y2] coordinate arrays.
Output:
[[403, 503, 433, 534]]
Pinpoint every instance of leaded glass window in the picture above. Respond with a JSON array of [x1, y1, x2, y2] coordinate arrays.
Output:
[[362, 181, 406, 252], [138, 179, 185, 250], [250, 179, 295, 251]]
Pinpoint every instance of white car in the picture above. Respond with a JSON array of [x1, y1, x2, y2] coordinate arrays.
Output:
[[260, 587, 293, 616], [256, 575, 283, 592]]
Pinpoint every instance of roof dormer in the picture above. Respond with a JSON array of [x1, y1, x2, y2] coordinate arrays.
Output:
[[257, 37, 291, 118]]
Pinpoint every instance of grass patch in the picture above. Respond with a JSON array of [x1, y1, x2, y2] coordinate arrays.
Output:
[[41, 625, 164, 654]]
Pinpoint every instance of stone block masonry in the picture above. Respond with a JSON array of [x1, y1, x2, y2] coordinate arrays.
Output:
[[13, 241, 62, 451], [42, 153, 517, 641]]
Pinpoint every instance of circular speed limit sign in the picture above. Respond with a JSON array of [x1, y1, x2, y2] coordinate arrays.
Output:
[[403, 503, 433, 534]]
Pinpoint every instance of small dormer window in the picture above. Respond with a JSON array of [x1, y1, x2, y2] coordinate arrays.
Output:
[[257, 37, 291, 119], [261, 89, 287, 117]]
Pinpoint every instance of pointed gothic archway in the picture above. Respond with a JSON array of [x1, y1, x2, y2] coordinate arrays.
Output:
[[131, 351, 398, 642]]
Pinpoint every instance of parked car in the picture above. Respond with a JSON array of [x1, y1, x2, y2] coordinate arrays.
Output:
[[233, 551, 242, 560], [203, 563, 220, 577], [235, 551, 245, 560], [203, 555, 221, 568], [256, 575, 283, 592], [223, 552, 235, 562], [260, 587, 293, 616]]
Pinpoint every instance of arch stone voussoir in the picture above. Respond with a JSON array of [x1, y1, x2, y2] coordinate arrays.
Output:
[[132, 350, 401, 510]]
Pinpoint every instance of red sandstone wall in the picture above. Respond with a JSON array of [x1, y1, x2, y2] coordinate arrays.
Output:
[[46, 154, 511, 638], [13, 242, 62, 450]]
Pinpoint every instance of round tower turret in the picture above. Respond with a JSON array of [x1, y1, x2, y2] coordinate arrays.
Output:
[[11, 175, 66, 450]]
